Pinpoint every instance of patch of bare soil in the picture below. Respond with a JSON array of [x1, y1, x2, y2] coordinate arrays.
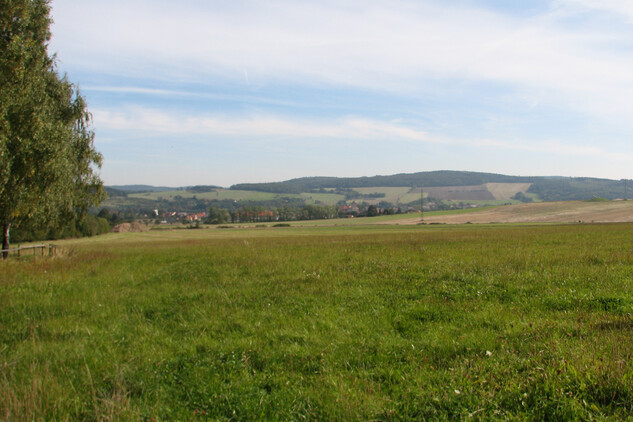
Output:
[[112, 222, 150, 233], [388, 201, 633, 225]]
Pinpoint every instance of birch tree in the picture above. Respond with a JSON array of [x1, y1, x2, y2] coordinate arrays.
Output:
[[1, 0, 104, 258]]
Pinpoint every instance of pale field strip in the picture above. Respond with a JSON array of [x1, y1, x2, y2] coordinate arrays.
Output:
[[485, 183, 533, 200], [405, 183, 530, 201], [389, 200, 633, 225]]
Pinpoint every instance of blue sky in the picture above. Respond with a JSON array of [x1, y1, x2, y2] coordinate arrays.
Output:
[[49, 0, 633, 187]]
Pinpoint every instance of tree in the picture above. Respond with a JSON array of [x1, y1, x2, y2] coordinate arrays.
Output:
[[206, 207, 229, 225], [1, 0, 104, 258], [366, 205, 379, 217]]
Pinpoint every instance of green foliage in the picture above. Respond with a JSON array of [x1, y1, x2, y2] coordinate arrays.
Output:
[[11, 213, 110, 242], [0, 0, 104, 254], [104, 187, 127, 198], [186, 185, 221, 193], [231, 171, 534, 193], [528, 177, 626, 201], [205, 207, 229, 224], [366, 204, 379, 216], [511, 191, 533, 202]]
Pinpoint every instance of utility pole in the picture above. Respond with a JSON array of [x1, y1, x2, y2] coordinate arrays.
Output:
[[420, 188, 424, 222]]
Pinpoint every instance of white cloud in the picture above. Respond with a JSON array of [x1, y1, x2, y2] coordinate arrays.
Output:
[[46, 0, 633, 185], [93, 107, 633, 163], [49, 0, 633, 123], [554, 0, 633, 21]]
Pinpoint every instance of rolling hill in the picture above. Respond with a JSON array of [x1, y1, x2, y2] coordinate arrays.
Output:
[[101, 170, 631, 215], [229, 171, 628, 202]]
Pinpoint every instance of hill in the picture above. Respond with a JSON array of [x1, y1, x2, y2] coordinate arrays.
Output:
[[108, 185, 181, 193], [230, 171, 627, 202], [230, 171, 533, 193], [101, 171, 630, 218]]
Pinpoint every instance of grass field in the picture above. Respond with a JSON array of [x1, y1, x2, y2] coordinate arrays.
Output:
[[128, 189, 281, 202], [116, 184, 533, 209], [352, 187, 413, 205], [2, 223, 633, 420], [298, 193, 345, 206], [124, 189, 346, 206]]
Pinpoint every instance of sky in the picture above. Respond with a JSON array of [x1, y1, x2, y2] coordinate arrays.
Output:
[[48, 0, 633, 187]]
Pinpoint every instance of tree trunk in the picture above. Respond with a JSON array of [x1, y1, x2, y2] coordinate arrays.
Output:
[[2, 222, 10, 260]]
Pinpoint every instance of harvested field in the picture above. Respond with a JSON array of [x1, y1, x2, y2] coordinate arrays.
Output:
[[112, 222, 150, 232], [485, 182, 532, 200], [390, 200, 633, 224], [406, 183, 531, 202], [415, 184, 495, 201]]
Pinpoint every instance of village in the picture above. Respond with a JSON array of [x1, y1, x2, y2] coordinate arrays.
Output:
[[147, 203, 424, 225]]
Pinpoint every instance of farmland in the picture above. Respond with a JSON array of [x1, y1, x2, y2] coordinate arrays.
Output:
[[101, 170, 633, 217], [104, 182, 534, 216], [128, 189, 345, 206], [391, 200, 633, 225], [2, 220, 633, 420], [122, 183, 532, 205]]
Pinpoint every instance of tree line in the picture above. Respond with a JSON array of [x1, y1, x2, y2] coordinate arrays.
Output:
[[206, 205, 340, 224]]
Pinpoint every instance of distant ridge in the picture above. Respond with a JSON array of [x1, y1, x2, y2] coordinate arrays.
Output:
[[106, 170, 629, 202], [109, 185, 181, 193], [231, 171, 532, 193], [229, 170, 626, 201]]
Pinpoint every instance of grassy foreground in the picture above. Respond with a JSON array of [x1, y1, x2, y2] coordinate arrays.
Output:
[[2, 224, 633, 420]]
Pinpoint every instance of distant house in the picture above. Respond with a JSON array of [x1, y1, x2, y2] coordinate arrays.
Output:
[[339, 205, 360, 216], [185, 212, 207, 221]]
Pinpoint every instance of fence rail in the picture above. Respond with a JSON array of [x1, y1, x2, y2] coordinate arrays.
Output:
[[0, 244, 57, 258]]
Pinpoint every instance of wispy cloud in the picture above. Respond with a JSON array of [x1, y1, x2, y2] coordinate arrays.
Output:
[[50, 0, 633, 122], [94, 107, 633, 162], [83, 85, 301, 107], [554, 0, 633, 21], [48, 1, 633, 184]]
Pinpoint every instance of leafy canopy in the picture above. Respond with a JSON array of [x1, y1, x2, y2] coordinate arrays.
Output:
[[0, 0, 104, 251]]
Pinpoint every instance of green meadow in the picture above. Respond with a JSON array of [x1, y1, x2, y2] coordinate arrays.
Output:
[[127, 189, 346, 206], [2, 223, 633, 420]]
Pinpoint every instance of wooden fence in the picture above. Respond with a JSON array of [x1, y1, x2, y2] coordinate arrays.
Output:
[[0, 244, 57, 258]]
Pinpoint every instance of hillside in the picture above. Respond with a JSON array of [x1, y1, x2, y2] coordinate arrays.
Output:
[[108, 185, 181, 193], [230, 171, 627, 202], [230, 171, 533, 193], [101, 171, 631, 216]]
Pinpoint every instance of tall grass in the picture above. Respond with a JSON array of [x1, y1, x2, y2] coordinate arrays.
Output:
[[2, 224, 633, 420]]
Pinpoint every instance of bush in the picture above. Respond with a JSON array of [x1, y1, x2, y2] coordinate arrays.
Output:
[[10, 214, 110, 243]]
